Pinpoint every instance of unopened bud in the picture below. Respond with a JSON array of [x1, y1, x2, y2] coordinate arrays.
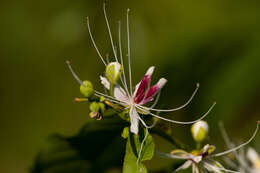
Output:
[[98, 103, 105, 114], [89, 102, 100, 112], [121, 127, 129, 139], [89, 112, 102, 120], [247, 147, 260, 167], [105, 62, 122, 84], [191, 120, 209, 143], [80, 80, 94, 98]]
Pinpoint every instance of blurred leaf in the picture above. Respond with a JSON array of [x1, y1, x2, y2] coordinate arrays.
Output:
[[123, 128, 155, 173], [31, 117, 128, 173]]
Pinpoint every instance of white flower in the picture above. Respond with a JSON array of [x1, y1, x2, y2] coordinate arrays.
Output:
[[158, 123, 259, 173], [67, 3, 216, 135], [219, 122, 260, 173]]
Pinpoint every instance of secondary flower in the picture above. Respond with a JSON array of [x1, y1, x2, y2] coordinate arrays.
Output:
[[219, 122, 260, 173], [157, 123, 259, 173], [67, 3, 216, 135]]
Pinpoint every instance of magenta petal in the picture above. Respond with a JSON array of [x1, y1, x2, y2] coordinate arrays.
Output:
[[134, 75, 150, 104], [141, 85, 159, 104], [142, 78, 167, 104]]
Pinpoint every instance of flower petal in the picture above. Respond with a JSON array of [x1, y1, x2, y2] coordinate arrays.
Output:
[[175, 160, 192, 172], [100, 76, 110, 90], [141, 78, 167, 104], [129, 106, 139, 134], [114, 85, 129, 103], [134, 66, 154, 104], [192, 164, 200, 173]]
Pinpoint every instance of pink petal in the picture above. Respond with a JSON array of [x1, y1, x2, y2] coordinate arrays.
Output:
[[134, 66, 154, 104], [141, 78, 167, 104]]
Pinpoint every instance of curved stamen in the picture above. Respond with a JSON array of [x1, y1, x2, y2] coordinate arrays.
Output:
[[126, 8, 133, 95], [137, 128, 148, 165], [136, 101, 216, 125], [66, 61, 84, 85], [103, 3, 118, 61], [211, 123, 259, 158], [138, 83, 200, 112], [118, 20, 130, 97], [86, 17, 107, 66], [138, 116, 157, 129]]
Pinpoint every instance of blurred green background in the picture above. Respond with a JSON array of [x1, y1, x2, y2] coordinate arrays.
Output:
[[1, 0, 260, 172]]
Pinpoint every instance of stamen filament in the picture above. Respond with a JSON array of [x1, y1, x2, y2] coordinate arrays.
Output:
[[118, 20, 130, 97], [103, 3, 118, 61], [136, 101, 216, 125], [86, 17, 107, 66], [66, 60, 84, 85], [126, 8, 133, 95], [139, 83, 200, 112], [211, 124, 259, 157]]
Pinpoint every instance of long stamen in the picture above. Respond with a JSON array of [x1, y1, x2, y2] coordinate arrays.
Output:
[[118, 20, 130, 97], [126, 8, 133, 95], [136, 101, 216, 125], [94, 90, 123, 103], [94, 93, 126, 105], [139, 116, 157, 129], [66, 60, 84, 85], [103, 3, 118, 61], [86, 17, 107, 66], [140, 83, 200, 112], [211, 123, 259, 158], [137, 128, 148, 165]]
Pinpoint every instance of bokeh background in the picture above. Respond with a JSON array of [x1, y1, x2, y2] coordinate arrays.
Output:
[[1, 0, 260, 172]]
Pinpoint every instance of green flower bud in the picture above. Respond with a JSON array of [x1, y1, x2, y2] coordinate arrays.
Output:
[[191, 120, 209, 143], [80, 80, 94, 98], [98, 103, 105, 114], [105, 62, 122, 84], [89, 102, 100, 112], [121, 127, 129, 139]]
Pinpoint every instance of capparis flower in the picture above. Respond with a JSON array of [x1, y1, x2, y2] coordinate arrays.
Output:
[[219, 122, 260, 173], [66, 3, 216, 135], [157, 123, 259, 173]]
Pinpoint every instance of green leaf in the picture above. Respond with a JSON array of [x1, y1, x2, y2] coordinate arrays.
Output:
[[123, 128, 155, 173]]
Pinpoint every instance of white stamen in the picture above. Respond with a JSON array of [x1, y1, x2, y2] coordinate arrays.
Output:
[[126, 8, 133, 95], [212, 124, 259, 157], [137, 128, 149, 165], [136, 101, 216, 125], [103, 3, 118, 62], [66, 61, 84, 86], [94, 93, 123, 105], [86, 17, 107, 66], [138, 83, 200, 112], [118, 20, 130, 97]]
